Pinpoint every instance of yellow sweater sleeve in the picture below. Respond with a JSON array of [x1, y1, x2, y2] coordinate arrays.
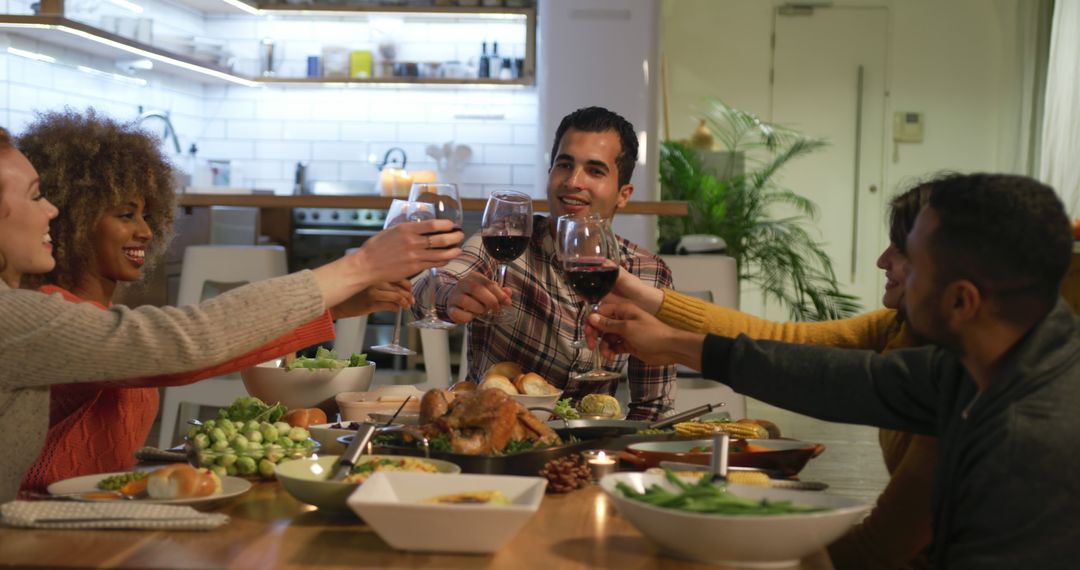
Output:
[[656, 289, 899, 350]]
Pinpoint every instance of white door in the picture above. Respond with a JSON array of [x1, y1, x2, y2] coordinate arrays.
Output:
[[770, 6, 889, 313]]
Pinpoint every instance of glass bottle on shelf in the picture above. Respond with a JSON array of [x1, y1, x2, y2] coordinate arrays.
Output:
[[478, 41, 490, 78]]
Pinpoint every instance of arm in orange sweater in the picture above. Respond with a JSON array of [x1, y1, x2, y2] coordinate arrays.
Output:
[[105, 311, 336, 388], [827, 434, 937, 570], [655, 289, 899, 351]]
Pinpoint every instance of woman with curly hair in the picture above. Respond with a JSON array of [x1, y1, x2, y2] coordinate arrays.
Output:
[[8, 110, 457, 494], [599, 184, 935, 570]]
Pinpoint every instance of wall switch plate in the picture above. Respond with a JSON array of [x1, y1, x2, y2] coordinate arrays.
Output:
[[893, 111, 924, 143]]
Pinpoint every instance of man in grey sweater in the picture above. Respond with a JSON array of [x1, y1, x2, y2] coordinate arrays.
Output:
[[588, 173, 1079, 568]]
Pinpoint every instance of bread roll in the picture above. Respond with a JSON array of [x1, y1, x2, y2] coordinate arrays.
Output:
[[282, 407, 328, 428], [514, 372, 560, 396], [147, 465, 222, 500], [449, 380, 478, 393], [485, 361, 523, 383], [479, 374, 519, 395]]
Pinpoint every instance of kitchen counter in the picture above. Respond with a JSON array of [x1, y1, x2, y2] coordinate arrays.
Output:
[[177, 194, 690, 217], [0, 483, 832, 569]]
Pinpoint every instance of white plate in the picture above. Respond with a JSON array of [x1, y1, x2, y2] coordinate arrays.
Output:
[[47, 470, 251, 505]]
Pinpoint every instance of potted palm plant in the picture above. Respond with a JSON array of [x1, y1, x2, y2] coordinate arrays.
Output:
[[658, 99, 860, 321]]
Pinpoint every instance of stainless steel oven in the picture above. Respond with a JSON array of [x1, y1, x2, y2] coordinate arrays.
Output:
[[288, 207, 387, 272]]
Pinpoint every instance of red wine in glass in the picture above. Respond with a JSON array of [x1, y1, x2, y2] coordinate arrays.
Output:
[[564, 260, 618, 304], [481, 234, 530, 262]]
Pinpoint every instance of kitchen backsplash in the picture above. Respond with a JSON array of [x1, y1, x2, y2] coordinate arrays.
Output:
[[0, 0, 539, 197]]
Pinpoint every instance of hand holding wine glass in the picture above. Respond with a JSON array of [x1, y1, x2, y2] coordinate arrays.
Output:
[[478, 190, 532, 324], [370, 199, 430, 355], [408, 183, 463, 330], [559, 214, 622, 382]]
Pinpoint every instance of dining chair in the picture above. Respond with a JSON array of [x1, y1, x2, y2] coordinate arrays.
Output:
[[157, 245, 289, 448], [660, 254, 747, 421]]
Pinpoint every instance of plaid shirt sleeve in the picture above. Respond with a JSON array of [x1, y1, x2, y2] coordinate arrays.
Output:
[[620, 242, 677, 421]]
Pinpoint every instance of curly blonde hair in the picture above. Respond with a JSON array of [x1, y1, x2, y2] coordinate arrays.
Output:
[[16, 109, 177, 290]]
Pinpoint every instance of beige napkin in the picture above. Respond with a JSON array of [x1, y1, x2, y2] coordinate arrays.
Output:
[[1, 501, 229, 530]]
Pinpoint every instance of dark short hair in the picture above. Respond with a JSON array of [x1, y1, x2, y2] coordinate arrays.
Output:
[[922, 173, 1071, 322], [889, 181, 935, 253], [16, 108, 177, 290], [549, 106, 638, 187]]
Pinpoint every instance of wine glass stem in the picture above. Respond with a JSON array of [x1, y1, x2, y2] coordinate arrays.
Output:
[[390, 309, 404, 345], [495, 263, 508, 287], [590, 302, 603, 372], [426, 267, 439, 320]]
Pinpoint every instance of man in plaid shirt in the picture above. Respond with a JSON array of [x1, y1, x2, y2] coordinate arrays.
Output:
[[414, 106, 676, 420]]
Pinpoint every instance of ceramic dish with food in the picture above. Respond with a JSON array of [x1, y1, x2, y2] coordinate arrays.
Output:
[[347, 471, 547, 553], [601, 471, 868, 566], [274, 454, 460, 515], [620, 438, 825, 476], [47, 467, 251, 506]]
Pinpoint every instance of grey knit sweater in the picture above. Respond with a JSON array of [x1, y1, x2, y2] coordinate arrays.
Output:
[[0, 271, 326, 502]]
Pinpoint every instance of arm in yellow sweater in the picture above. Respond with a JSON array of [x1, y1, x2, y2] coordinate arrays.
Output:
[[655, 289, 899, 351]]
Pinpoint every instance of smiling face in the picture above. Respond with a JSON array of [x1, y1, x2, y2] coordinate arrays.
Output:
[[546, 128, 634, 229], [876, 242, 910, 310], [0, 148, 58, 287], [85, 196, 153, 290]]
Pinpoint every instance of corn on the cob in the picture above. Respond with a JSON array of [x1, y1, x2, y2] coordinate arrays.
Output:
[[726, 471, 771, 486], [673, 421, 769, 440]]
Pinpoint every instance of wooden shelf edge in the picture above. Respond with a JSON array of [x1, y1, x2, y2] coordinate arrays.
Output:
[[256, 3, 534, 17], [256, 76, 533, 86]]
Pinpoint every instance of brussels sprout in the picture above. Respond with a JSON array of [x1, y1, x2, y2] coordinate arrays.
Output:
[[216, 451, 238, 467], [245, 420, 260, 434], [245, 430, 263, 444], [273, 422, 291, 434], [265, 444, 284, 463], [260, 424, 279, 442], [209, 465, 227, 478], [203, 419, 216, 431], [211, 439, 229, 452], [192, 433, 210, 450], [258, 458, 276, 478], [210, 428, 227, 443], [287, 427, 309, 442], [225, 463, 238, 477], [230, 435, 249, 452], [236, 456, 257, 476]]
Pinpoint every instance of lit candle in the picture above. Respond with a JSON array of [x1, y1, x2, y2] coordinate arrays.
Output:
[[583, 449, 617, 482]]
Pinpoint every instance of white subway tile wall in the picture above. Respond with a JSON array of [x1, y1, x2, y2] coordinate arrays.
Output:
[[0, 1, 540, 197]]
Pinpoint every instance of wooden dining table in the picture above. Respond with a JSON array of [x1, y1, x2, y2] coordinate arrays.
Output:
[[0, 481, 835, 569]]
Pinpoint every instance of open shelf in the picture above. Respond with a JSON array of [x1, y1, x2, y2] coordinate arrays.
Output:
[[0, 14, 535, 87], [0, 15, 259, 86]]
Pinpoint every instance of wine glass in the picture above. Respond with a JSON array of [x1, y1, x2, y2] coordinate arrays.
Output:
[[557, 214, 587, 348], [370, 200, 429, 355], [407, 182, 463, 330], [478, 190, 533, 324], [560, 215, 622, 382]]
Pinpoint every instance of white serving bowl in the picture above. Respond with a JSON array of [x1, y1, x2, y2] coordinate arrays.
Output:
[[240, 360, 375, 415], [275, 455, 460, 516], [600, 472, 870, 567], [509, 391, 563, 420], [306, 423, 356, 454], [347, 471, 547, 553]]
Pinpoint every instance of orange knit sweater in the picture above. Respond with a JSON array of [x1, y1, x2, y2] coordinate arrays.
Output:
[[657, 290, 933, 570], [19, 285, 336, 495]]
